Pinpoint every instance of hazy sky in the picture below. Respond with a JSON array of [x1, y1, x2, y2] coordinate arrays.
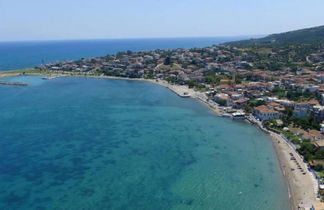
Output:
[[1, 0, 324, 41]]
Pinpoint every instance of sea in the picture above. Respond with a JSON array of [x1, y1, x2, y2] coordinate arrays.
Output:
[[0, 38, 290, 210], [0, 37, 247, 71]]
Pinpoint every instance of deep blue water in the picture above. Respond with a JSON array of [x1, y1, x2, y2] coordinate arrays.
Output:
[[0, 76, 290, 210], [0, 37, 245, 71]]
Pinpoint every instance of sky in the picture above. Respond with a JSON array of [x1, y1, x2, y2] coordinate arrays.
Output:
[[1, 0, 324, 41]]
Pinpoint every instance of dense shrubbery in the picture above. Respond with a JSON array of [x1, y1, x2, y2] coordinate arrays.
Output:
[[204, 72, 221, 86], [298, 141, 324, 161], [271, 88, 317, 101], [291, 115, 321, 130]]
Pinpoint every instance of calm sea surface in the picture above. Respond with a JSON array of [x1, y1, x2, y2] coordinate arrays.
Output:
[[0, 37, 246, 71], [0, 76, 290, 209]]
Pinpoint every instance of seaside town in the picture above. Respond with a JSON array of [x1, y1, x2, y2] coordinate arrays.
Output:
[[33, 41, 324, 209], [4, 0, 324, 209]]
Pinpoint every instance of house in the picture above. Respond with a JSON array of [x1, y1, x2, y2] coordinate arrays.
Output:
[[294, 108, 309, 118], [302, 130, 324, 141], [214, 93, 232, 107], [245, 90, 263, 98], [313, 140, 324, 149], [268, 102, 285, 112], [317, 74, 324, 83], [313, 106, 324, 121], [295, 101, 313, 110], [232, 98, 249, 109], [253, 105, 282, 121], [289, 127, 324, 141], [275, 99, 295, 108], [294, 100, 320, 118], [228, 91, 244, 100], [298, 84, 320, 93]]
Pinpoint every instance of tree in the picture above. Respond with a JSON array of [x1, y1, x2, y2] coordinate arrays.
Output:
[[291, 115, 320, 130], [164, 56, 172, 65], [186, 80, 197, 88], [282, 107, 293, 125]]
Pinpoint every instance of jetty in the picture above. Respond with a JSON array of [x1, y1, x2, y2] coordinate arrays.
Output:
[[172, 89, 191, 98], [42, 76, 61, 80], [0, 81, 27, 86]]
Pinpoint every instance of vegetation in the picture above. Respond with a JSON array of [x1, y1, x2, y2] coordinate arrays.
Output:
[[298, 141, 324, 161], [226, 25, 324, 71], [292, 115, 320, 130], [217, 99, 226, 107], [227, 25, 324, 46], [282, 131, 301, 145], [270, 88, 317, 101], [271, 88, 286, 98], [244, 99, 266, 113], [286, 90, 317, 101], [158, 63, 182, 71], [165, 77, 178, 84], [164, 56, 172, 65], [204, 72, 221, 86]]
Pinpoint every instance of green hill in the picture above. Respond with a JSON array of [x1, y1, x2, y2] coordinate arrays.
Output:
[[227, 25, 324, 47]]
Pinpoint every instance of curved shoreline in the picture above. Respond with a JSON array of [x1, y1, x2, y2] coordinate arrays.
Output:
[[135, 76, 323, 209], [1, 71, 321, 209]]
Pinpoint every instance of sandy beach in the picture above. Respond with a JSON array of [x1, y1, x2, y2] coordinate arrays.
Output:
[[1, 71, 323, 209], [271, 132, 319, 209]]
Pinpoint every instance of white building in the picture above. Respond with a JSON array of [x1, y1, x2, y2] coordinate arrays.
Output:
[[253, 105, 282, 121]]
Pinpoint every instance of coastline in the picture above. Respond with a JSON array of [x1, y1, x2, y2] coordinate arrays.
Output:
[[270, 132, 318, 209], [152, 77, 323, 209], [0, 71, 321, 209], [149, 77, 319, 208]]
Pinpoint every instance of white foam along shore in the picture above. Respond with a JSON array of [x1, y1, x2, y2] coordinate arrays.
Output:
[[1, 71, 323, 209]]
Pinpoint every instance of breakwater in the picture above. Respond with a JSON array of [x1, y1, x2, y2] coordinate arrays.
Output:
[[0, 81, 27, 86]]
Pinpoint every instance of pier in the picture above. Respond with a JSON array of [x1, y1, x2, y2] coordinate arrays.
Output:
[[0, 81, 28, 86]]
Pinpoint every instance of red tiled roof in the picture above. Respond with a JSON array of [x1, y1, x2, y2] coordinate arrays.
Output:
[[254, 105, 279, 114]]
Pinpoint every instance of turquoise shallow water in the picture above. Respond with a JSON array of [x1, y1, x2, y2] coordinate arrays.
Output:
[[0, 76, 290, 210]]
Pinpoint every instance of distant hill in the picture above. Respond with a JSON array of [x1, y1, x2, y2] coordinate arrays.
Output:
[[226, 25, 324, 47]]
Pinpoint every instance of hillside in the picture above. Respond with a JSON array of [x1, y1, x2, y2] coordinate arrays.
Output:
[[227, 25, 324, 47], [221, 25, 324, 71]]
